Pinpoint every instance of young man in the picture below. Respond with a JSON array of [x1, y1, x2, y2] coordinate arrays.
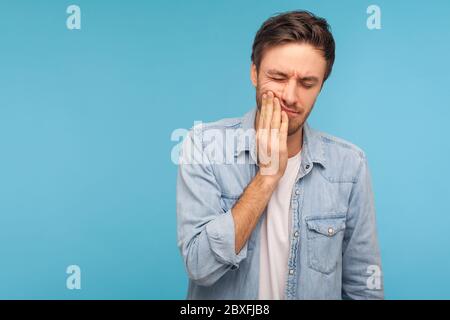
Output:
[[176, 10, 383, 300]]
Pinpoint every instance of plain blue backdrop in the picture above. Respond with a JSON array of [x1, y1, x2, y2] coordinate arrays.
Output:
[[1, 0, 449, 299]]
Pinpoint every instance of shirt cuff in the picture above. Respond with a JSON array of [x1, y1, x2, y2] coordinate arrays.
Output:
[[205, 209, 248, 269]]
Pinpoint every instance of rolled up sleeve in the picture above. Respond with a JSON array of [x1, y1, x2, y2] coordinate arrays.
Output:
[[176, 128, 248, 287]]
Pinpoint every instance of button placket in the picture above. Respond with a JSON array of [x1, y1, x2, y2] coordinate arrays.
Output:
[[286, 181, 303, 299]]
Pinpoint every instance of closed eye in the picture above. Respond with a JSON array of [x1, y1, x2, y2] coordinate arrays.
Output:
[[300, 81, 315, 89], [270, 76, 286, 82]]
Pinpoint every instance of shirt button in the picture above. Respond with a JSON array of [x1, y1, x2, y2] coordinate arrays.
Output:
[[295, 189, 300, 195], [305, 164, 310, 170], [289, 269, 294, 275], [328, 227, 334, 236], [294, 231, 299, 238]]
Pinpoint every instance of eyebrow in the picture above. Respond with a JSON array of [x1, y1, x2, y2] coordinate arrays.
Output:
[[266, 69, 319, 83]]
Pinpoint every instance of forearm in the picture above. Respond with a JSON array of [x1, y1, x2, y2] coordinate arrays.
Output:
[[231, 173, 278, 254]]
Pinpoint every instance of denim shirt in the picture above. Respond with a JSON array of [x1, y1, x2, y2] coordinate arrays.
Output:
[[176, 107, 384, 300]]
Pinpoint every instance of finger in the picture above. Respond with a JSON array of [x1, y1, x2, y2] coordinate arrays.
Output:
[[263, 91, 274, 129], [270, 130, 280, 174], [270, 124, 279, 156], [280, 110, 289, 146], [258, 131, 270, 166], [271, 97, 281, 130], [258, 93, 267, 131]]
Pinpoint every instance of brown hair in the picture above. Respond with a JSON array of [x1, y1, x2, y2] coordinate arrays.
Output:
[[251, 10, 335, 81]]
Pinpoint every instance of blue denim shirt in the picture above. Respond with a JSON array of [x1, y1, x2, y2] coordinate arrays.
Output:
[[176, 107, 383, 300]]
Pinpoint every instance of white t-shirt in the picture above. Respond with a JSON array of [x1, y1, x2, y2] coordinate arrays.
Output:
[[258, 150, 302, 300]]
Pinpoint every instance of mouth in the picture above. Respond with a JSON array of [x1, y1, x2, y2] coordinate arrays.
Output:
[[280, 104, 300, 117]]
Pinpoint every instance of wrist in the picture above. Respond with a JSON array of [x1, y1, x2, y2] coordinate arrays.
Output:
[[255, 171, 281, 189]]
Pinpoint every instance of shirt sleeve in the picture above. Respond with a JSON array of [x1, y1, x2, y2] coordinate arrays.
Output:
[[176, 127, 248, 287], [342, 154, 384, 299]]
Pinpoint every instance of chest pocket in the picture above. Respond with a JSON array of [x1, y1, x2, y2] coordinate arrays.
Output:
[[305, 214, 346, 274]]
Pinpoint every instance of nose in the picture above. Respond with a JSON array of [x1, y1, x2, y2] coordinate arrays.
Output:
[[281, 78, 297, 107]]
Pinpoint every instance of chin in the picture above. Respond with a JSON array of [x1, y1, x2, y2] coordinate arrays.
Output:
[[288, 124, 302, 136], [286, 117, 303, 134]]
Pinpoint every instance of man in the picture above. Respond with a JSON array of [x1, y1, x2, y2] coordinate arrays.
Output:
[[176, 10, 383, 300]]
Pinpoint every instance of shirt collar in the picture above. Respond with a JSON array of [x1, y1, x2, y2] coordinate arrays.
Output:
[[235, 106, 327, 168]]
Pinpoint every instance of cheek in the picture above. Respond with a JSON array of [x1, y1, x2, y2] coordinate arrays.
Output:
[[298, 88, 320, 107], [258, 79, 284, 95]]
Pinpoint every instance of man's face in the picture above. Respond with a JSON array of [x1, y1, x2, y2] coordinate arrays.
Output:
[[251, 42, 327, 135]]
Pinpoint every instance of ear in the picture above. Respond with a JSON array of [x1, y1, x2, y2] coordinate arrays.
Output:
[[250, 63, 258, 87]]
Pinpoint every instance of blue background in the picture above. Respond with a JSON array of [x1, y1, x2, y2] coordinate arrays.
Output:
[[1, 0, 449, 299]]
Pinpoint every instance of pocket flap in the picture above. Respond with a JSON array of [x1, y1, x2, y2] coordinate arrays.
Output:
[[306, 216, 346, 237]]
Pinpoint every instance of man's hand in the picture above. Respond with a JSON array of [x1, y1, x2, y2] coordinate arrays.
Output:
[[256, 91, 289, 183], [231, 91, 289, 254]]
